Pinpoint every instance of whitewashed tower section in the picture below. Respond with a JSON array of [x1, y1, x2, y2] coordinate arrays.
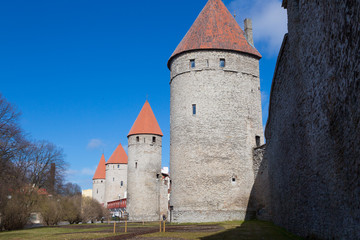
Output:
[[104, 143, 128, 204], [92, 154, 106, 205], [127, 100, 163, 221], [168, 0, 263, 222]]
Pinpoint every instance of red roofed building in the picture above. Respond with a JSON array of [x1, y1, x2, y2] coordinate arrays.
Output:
[[104, 143, 128, 205], [127, 100, 169, 221], [92, 154, 106, 205], [168, 0, 264, 222]]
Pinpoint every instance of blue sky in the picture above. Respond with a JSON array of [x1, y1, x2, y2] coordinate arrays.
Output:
[[0, 0, 287, 190]]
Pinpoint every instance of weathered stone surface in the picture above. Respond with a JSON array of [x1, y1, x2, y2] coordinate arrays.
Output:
[[265, 0, 360, 238], [127, 134, 163, 221], [169, 50, 263, 222], [104, 163, 127, 204], [92, 179, 106, 205]]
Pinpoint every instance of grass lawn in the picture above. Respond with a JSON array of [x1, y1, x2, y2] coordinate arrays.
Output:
[[0, 220, 303, 240], [0, 224, 123, 240]]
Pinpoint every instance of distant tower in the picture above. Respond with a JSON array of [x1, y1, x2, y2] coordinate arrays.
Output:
[[104, 143, 128, 205], [127, 100, 163, 221], [168, 0, 263, 222], [92, 154, 106, 204]]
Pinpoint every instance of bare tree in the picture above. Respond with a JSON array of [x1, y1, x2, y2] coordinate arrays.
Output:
[[61, 182, 82, 197]]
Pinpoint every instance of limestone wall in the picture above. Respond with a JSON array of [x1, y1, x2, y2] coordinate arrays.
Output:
[[169, 50, 263, 222], [104, 163, 127, 204], [92, 179, 105, 205], [265, 0, 360, 238], [127, 134, 162, 221]]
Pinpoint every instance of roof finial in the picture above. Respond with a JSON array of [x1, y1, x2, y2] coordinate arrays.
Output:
[[146, 94, 149, 101], [233, 11, 236, 18]]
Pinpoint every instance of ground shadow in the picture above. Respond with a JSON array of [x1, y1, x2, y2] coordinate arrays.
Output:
[[200, 221, 303, 240]]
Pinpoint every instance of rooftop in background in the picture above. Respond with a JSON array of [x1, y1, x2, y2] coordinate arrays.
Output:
[[168, 0, 261, 68], [106, 143, 128, 164], [93, 154, 106, 179], [128, 100, 163, 137]]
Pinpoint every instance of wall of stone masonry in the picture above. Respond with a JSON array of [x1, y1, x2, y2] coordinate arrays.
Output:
[[250, 145, 270, 221], [92, 179, 106, 205], [265, 0, 360, 238], [127, 134, 162, 221], [169, 50, 263, 222], [104, 163, 127, 205]]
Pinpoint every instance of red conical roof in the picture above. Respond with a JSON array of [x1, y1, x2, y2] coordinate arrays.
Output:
[[128, 100, 163, 137], [93, 154, 106, 180], [106, 143, 128, 164], [168, 0, 261, 68]]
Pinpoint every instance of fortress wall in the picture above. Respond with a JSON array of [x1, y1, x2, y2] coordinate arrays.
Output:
[[170, 50, 263, 222], [127, 134, 162, 221], [265, 0, 360, 238]]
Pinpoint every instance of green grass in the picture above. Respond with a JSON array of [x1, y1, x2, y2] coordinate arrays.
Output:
[[141, 221, 303, 240], [0, 226, 123, 240], [0, 220, 303, 240]]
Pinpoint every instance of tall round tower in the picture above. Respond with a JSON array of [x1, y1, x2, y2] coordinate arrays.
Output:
[[127, 100, 163, 221], [168, 0, 263, 222], [92, 153, 106, 205], [104, 143, 128, 205]]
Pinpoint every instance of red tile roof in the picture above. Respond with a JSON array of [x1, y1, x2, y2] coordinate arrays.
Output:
[[128, 100, 163, 137], [168, 0, 261, 68], [93, 154, 106, 179], [106, 143, 128, 165]]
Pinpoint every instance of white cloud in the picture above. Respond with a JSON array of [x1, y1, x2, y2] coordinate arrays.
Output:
[[81, 167, 96, 176], [228, 0, 287, 56], [87, 138, 105, 150]]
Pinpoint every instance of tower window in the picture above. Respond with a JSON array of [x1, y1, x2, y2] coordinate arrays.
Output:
[[136, 136, 139, 142], [118, 164, 120, 168], [206, 59, 209, 67], [190, 59, 195, 68], [192, 104, 196, 115], [121, 181, 123, 187], [101, 180, 103, 183], [220, 58, 225, 67], [152, 137, 156, 143], [113, 177, 115, 182], [232, 178, 236, 183], [135, 162, 138, 168], [256, 136, 261, 147], [97, 189, 98, 194]]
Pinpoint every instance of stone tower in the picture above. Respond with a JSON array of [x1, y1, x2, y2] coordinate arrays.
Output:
[[92, 153, 106, 205], [168, 0, 263, 222], [127, 100, 163, 221], [104, 143, 128, 205]]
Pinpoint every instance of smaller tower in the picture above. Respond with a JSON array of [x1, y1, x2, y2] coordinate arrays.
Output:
[[127, 100, 163, 221], [104, 143, 128, 205], [92, 154, 106, 205]]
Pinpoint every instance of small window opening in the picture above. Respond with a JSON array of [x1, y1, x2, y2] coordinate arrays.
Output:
[[101, 180, 103, 183], [152, 137, 156, 143], [156, 173, 160, 179], [232, 178, 236, 182], [118, 164, 120, 168], [190, 59, 195, 68], [136, 136, 139, 142], [206, 59, 209, 67], [192, 104, 196, 115], [135, 162, 138, 168], [220, 58, 225, 67], [97, 189, 98, 194], [144, 138, 145, 143], [113, 177, 115, 182], [256, 136, 261, 147], [121, 181, 123, 186]]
